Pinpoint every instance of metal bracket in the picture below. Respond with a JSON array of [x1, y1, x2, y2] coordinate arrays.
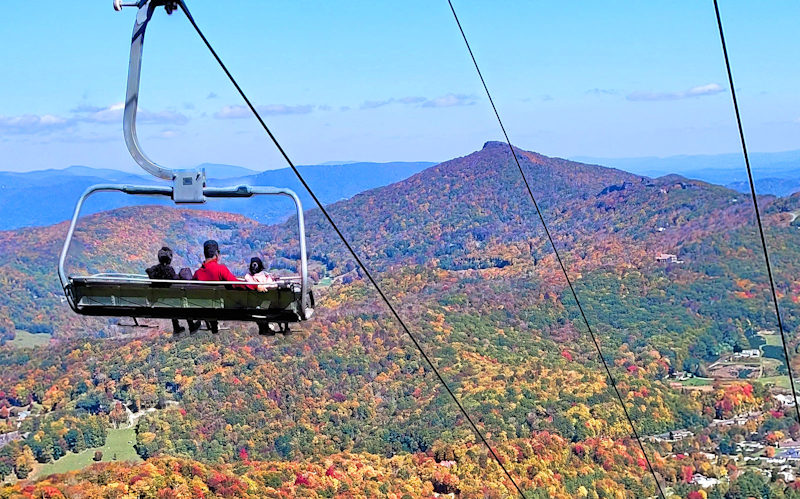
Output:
[[115, 0, 207, 203], [172, 169, 206, 203]]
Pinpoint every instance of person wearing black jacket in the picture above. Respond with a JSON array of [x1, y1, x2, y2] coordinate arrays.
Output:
[[146, 246, 199, 335]]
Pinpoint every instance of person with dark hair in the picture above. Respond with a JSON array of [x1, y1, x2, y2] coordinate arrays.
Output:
[[242, 256, 277, 336], [243, 256, 274, 292], [146, 247, 176, 281], [193, 240, 242, 334], [145, 246, 198, 335]]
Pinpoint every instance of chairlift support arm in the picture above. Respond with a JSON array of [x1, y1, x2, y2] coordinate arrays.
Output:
[[117, 0, 207, 202]]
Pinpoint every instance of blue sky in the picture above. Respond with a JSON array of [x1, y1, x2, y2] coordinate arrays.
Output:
[[1, 1, 798, 173]]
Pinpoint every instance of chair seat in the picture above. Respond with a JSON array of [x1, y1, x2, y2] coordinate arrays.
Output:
[[67, 276, 314, 322]]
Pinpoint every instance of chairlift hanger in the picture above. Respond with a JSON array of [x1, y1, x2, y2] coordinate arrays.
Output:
[[58, 0, 314, 326]]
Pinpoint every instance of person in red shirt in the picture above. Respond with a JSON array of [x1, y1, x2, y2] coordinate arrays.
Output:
[[193, 240, 243, 334]]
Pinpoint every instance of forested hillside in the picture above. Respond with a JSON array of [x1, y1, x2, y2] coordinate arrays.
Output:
[[3, 143, 800, 497]]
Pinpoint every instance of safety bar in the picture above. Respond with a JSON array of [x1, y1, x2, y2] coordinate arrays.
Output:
[[86, 272, 302, 283], [58, 183, 310, 317], [73, 275, 301, 287]]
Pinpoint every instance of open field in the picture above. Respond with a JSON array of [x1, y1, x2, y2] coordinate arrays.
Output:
[[9, 331, 51, 349], [753, 376, 792, 389], [761, 334, 782, 347], [678, 377, 714, 387], [33, 428, 141, 479]]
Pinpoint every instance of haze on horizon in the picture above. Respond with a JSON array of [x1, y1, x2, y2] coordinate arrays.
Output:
[[1, 1, 798, 174]]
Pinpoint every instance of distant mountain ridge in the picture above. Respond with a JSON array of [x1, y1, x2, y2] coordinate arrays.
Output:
[[574, 149, 800, 196], [0, 161, 434, 231]]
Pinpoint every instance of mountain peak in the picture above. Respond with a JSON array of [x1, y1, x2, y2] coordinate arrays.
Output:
[[482, 140, 508, 150]]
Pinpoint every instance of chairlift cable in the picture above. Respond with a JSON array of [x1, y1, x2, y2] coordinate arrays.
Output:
[[445, 1, 666, 496], [175, 2, 526, 496], [712, 0, 800, 423]]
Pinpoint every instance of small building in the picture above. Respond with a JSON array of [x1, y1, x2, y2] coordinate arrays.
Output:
[[775, 394, 796, 407], [733, 349, 760, 359], [670, 429, 693, 441], [656, 253, 684, 264], [692, 474, 720, 489], [0, 431, 21, 449], [669, 371, 693, 381]]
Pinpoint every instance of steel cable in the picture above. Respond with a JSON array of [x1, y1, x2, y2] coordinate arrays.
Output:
[[445, 1, 666, 497], [712, 0, 800, 422], [176, 2, 526, 496]]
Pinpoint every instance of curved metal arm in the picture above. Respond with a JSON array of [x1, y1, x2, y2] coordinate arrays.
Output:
[[124, 1, 174, 180], [58, 184, 172, 291], [59, 184, 311, 319]]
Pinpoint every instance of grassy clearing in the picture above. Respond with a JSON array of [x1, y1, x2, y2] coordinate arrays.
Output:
[[754, 376, 792, 389], [757, 330, 782, 347], [679, 377, 714, 387], [33, 428, 141, 479], [9, 331, 51, 349]]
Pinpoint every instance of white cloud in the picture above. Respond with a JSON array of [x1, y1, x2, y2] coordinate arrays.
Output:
[[627, 83, 725, 101], [138, 108, 189, 125], [214, 105, 251, 119], [0, 101, 188, 137], [70, 104, 105, 113], [73, 102, 188, 125], [361, 99, 395, 110], [214, 104, 314, 119], [259, 104, 313, 115], [397, 96, 426, 105], [81, 102, 124, 123], [359, 94, 475, 110], [586, 88, 618, 96], [0, 114, 72, 135], [421, 93, 477, 108]]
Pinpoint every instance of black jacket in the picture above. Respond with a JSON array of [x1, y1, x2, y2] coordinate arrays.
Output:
[[146, 263, 177, 283]]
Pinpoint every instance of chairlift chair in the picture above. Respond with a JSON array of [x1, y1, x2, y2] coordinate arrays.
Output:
[[58, 0, 314, 329]]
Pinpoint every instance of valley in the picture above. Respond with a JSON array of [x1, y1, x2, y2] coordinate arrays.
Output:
[[2, 143, 800, 497]]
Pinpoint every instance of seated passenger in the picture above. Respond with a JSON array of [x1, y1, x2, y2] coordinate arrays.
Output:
[[193, 240, 243, 334], [193, 240, 241, 284], [145, 246, 198, 335], [243, 257, 277, 336], [244, 257, 274, 292], [146, 246, 177, 282]]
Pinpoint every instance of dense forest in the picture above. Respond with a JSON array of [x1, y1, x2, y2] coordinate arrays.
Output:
[[3, 143, 800, 496]]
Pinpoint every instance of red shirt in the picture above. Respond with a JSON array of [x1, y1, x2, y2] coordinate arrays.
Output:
[[193, 259, 241, 284]]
